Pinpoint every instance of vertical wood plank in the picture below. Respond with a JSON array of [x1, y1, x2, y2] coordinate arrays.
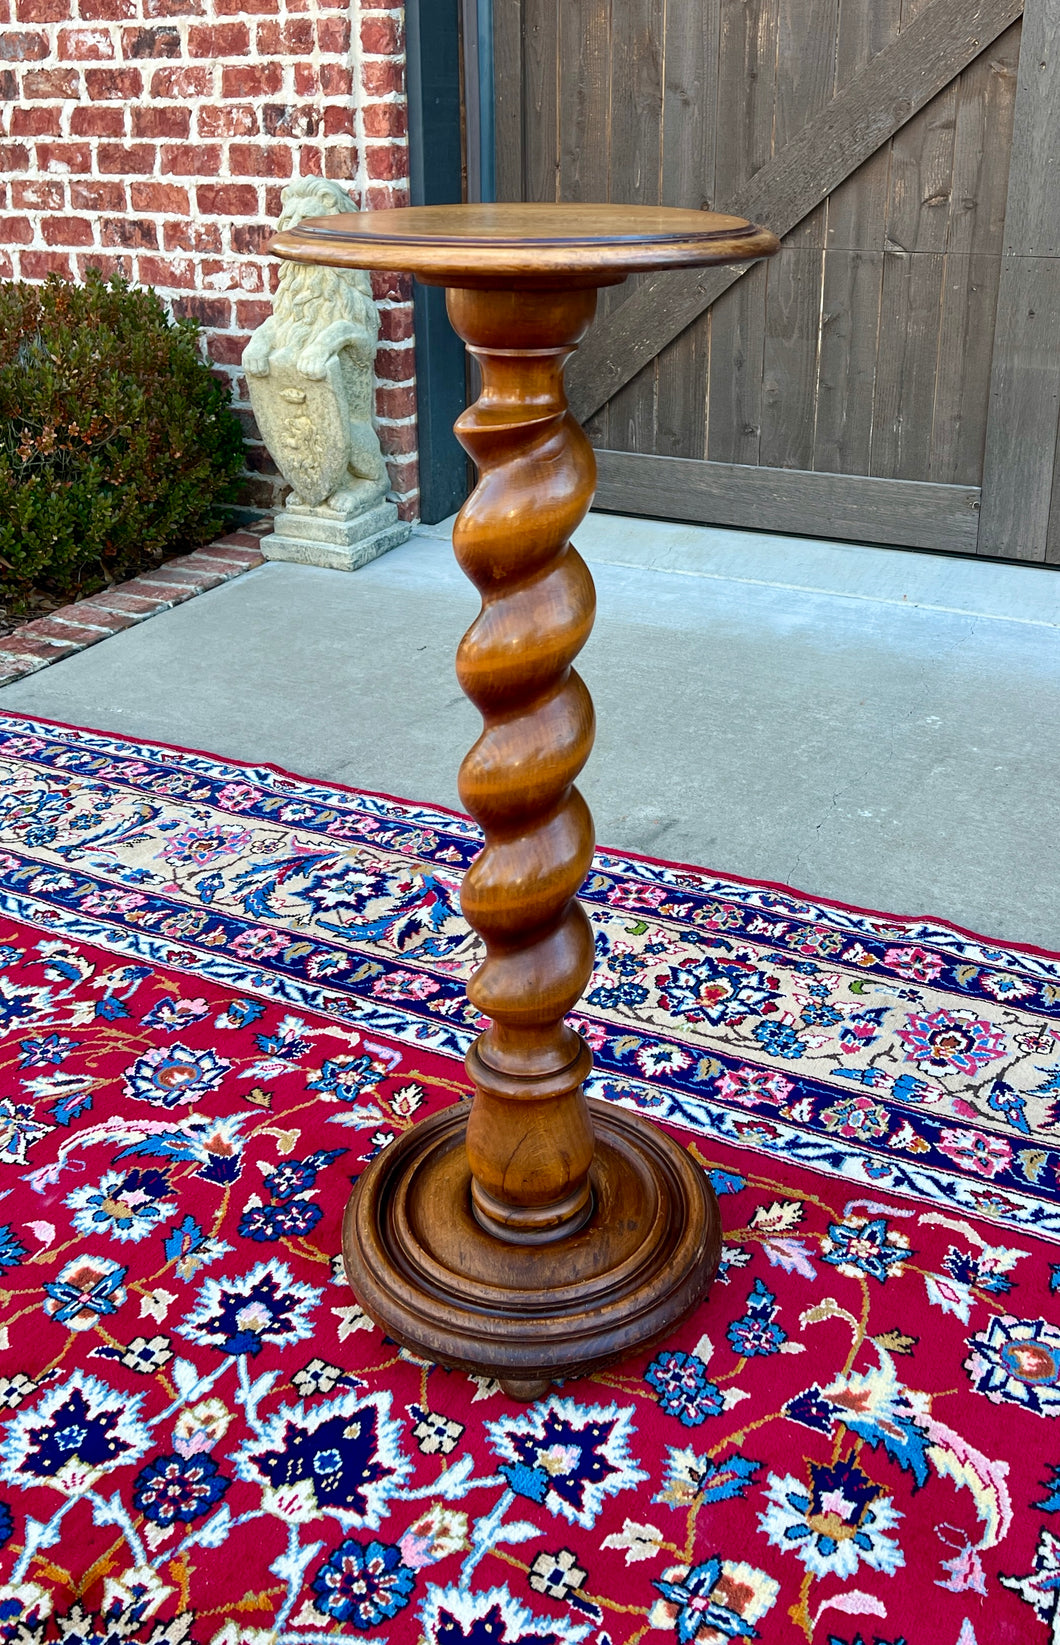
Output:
[[870, 0, 958, 482], [930, 22, 1020, 484], [813, 0, 901, 475], [979, 0, 1060, 561], [653, 0, 720, 459], [707, 0, 779, 466], [557, 0, 611, 205], [521, 0, 560, 204], [492, 0, 525, 201], [759, 0, 838, 470], [558, 0, 612, 449], [603, 0, 664, 452]]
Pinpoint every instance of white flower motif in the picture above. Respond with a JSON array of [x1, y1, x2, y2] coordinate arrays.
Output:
[[759, 1456, 903, 1580], [487, 1396, 648, 1530], [232, 1389, 411, 1528], [0, 1370, 151, 1495]]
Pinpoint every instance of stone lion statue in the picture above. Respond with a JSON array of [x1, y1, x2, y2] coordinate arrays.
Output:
[[243, 178, 390, 511]]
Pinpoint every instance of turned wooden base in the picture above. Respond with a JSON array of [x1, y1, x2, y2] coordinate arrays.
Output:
[[342, 1098, 722, 1398]]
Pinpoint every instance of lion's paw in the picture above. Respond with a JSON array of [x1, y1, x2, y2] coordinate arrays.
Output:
[[295, 350, 330, 380]]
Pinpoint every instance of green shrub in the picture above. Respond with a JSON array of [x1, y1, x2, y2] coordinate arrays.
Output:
[[0, 269, 245, 603]]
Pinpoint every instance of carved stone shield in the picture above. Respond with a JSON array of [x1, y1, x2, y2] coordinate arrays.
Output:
[[247, 357, 351, 507]]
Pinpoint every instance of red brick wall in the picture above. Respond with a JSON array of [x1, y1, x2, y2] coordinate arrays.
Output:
[[0, 0, 418, 519]]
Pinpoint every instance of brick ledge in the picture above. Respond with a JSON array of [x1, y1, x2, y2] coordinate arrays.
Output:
[[0, 522, 270, 688]]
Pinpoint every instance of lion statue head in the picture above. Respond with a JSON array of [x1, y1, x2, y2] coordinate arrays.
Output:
[[276, 176, 358, 236]]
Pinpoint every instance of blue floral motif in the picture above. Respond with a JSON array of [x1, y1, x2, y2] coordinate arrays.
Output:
[[0, 1098, 52, 1166], [309, 1538, 415, 1626], [132, 1452, 229, 1525], [825, 1637, 908, 1645], [942, 1245, 1014, 1296], [19, 1032, 78, 1066], [1000, 1525, 1060, 1629], [752, 1022, 805, 1060], [239, 1199, 323, 1242], [1036, 1465, 1060, 1513], [655, 1447, 762, 1508], [487, 1397, 647, 1529], [652, 1557, 760, 1641], [0, 1503, 10, 1549], [66, 1168, 175, 1244], [309, 1055, 387, 1102], [0, 1370, 150, 1494], [215, 997, 265, 1030], [162, 1214, 234, 1282], [654, 954, 776, 1027], [644, 1353, 724, 1427], [140, 997, 210, 1033], [821, 1217, 912, 1284], [586, 950, 651, 1012], [0, 976, 52, 1027], [233, 1389, 410, 1526], [180, 1258, 321, 1356], [117, 1112, 250, 1185], [726, 1279, 787, 1358], [256, 1017, 313, 1061], [264, 1148, 346, 1201], [123, 1042, 229, 1108], [43, 1255, 128, 1331], [0, 1226, 26, 1276], [759, 1457, 903, 1580]]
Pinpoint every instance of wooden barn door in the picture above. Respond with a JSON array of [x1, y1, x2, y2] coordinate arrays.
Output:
[[492, 0, 1060, 562]]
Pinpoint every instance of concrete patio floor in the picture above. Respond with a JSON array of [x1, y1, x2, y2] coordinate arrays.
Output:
[[2, 511, 1058, 952]]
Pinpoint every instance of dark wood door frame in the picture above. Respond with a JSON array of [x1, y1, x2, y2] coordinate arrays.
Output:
[[404, 0, 470, 523]]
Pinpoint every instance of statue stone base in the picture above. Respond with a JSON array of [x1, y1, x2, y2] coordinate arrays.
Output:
[[263, 495, 410, 573]]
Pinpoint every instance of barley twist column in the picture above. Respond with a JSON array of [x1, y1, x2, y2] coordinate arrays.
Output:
[[449, 285, 600, 1243]]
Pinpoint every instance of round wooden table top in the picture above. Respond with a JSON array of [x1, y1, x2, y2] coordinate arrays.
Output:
[[269, 201, 779, 287]]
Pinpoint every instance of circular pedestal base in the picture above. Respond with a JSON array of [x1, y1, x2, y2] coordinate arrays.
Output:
[[342, 1098, 722, 1397]]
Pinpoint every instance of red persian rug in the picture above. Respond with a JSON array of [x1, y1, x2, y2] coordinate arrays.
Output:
[[0, 714, 1057, 1645]]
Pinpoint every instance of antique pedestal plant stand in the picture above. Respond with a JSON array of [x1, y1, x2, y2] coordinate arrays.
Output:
[[271, 204, 779, 1398]]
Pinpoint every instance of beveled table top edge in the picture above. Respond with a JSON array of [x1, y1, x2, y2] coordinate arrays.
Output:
[[268, 203, 780, 283]]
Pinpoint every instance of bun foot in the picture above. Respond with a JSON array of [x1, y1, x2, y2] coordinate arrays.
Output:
[[499, 1377, 553, 1402]]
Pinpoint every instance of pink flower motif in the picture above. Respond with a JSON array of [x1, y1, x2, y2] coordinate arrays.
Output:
[[160, 824, 253, 866], [231, 926, 288, 959], [217, 782, 262, 810], [716, 1066, 794, 1108], [883, 945, 944, 982], [568, 1016, 608, 1052], [896, 1009, 1006, 1075], [938, 1127, 1013, 1179], [606, 882, 669, 911], [370, 970, 441, 1002], [80, 889, 148, 916]]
